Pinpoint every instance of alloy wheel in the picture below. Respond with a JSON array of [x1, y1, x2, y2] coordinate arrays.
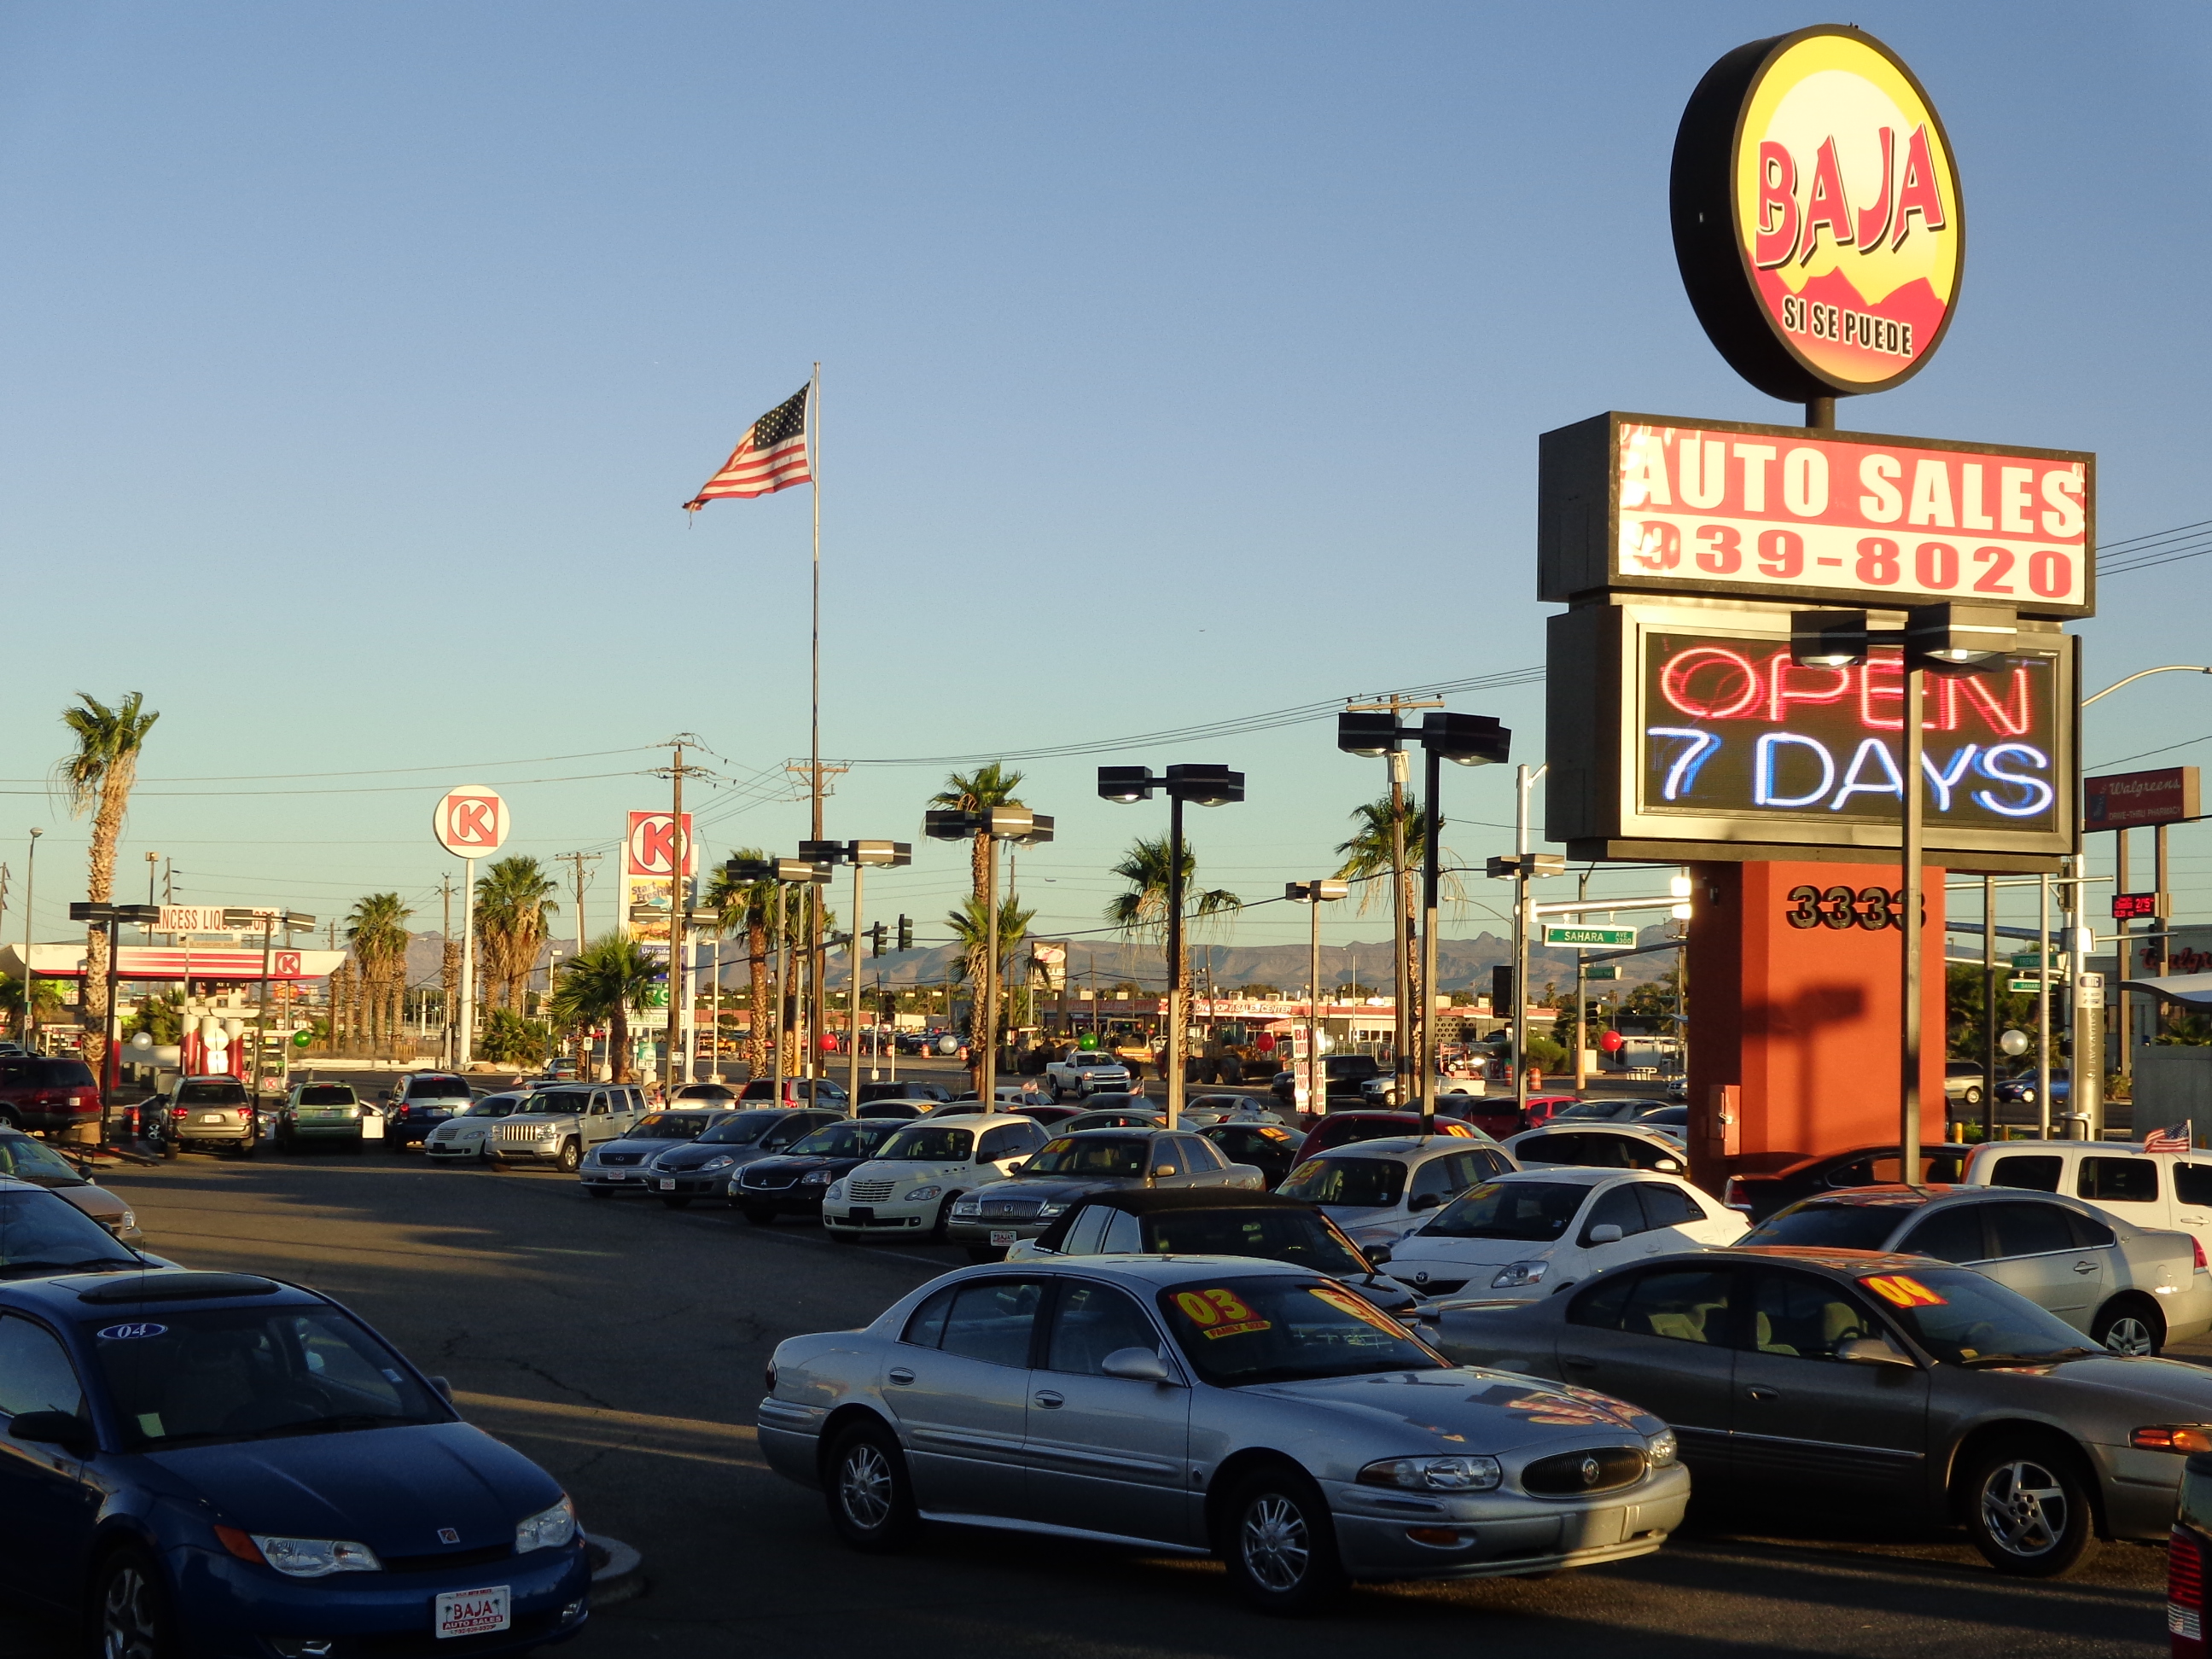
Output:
[[839, 1442, 894, 1532], [1980, 1458, 2069, 1559], [1240, 1493, 1312, 1592], [100, 1561, 162, 1659], [2102, 1316, 2156, 1356]]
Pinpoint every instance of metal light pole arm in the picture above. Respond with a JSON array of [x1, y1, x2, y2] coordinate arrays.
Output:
[[2082, 665, 2212, 705]]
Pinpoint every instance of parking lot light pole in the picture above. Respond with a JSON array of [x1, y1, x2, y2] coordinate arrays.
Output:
[[1097, 766, 1241, 1130], [927, 809, 1051, 1109], [1285, 880, 1348, 1116], [726, 856, 832, 1103], [804, 840, 913, 1115]]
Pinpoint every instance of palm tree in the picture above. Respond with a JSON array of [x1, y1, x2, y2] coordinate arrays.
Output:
[[1335, 793, 1461, 1059], [548, 934, 662, 1083], [929, 763, 1027, 905], [57, 691, 159, 1075], [346, 894, 414, 1052], [1105, 835, 1238, 1000], [474, 856, 560, 1014], [946, 891, 1036, 1052], [707, 850, 780, 1076]]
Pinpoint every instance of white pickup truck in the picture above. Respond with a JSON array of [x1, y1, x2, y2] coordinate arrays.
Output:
[[1045, 1050, 1133, 1100]]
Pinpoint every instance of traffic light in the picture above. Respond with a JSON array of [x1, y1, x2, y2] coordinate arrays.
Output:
[[1490, 965, 1515, 1013], [868, 922, 888, 958], [896, 914, 912, 952]]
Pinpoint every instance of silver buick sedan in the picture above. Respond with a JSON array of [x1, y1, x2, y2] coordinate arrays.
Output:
[[757, 1255, 1688, 1611]]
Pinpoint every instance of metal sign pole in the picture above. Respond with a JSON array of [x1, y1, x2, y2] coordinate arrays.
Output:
[[458, 859, 476, 1069], [2036, 874, 2052, 1138], [1901, 666, 1925, 1184]]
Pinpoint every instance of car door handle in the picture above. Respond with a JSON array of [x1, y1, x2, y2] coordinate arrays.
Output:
[[887, 1368, 915, 1386], [1033, 1390, 1064, 1409], [1560, 1355, 1597, 1371], [1745, 1387, 1778, 1403], [2073, 1260, 2098, 1275]]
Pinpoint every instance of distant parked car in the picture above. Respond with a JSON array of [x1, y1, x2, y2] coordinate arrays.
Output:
[[946, 1126, 1266, 1258], [274, 1081, 368, 1152], [1720, 1143, 1971, 1222], [729, 1116, 905, 1224], [739, 1077, 850, 1107], [1291, 1110, 1482, 1163], [153, 1075, 259, 1159], [1505, 1124, 1692, 1176], [673, 1081, 739, 1103], [379, 1071, 475, 1150], [1198, 1120, 1303, 1188], [1045, 1050, 1133, 1099], [1278, 1137, 1517, 1249], [0, 1053, 102, 1137], [644, 1109, 841, 1206], [857, 1080, 952, 1105], [1945, 1060, 1988, 1108], [579, 1109, 733, 1197], [423, 1092, 530, 1162], [1995, 1070, 2070, 1110]]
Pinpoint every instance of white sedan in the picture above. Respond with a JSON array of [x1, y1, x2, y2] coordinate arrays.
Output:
[[1382, 1167, 1747, 1302], [1275, 1138, 1517, 1251]]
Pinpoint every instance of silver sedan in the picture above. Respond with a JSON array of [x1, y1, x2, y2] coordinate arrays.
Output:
[[757, 1255, 1688, 1611]]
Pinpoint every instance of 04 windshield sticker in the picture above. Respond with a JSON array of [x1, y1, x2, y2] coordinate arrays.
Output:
[[1860, 1273, 1947, 1308], [1173, 1288, 1272, 1339]]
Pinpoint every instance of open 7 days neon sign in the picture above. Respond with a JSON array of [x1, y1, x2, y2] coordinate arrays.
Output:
[[1641, 637, 2057, 826]]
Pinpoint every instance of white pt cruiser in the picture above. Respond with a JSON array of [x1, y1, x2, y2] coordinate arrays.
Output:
[[821, 1112, 1051, 1242]]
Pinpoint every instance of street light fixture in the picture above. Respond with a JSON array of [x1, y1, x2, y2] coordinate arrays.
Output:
[[1336, 712, 1511, 1132], [1285, 880, 1348, 1115], [800, 840, 913, 1113], [1095, 766, 1241, 1127], [1790, 600, 2020, 1179], [923, 808, 1052, 1108], [725, 855, 832, 1104]]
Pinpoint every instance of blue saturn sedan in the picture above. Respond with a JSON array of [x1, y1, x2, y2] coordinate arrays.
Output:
[[0, 1176, 590, 1656]]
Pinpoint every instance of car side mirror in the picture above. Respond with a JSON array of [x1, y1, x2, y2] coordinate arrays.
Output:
[[427, 1375, 455, 1403], [1656, 1158, 1682, 1173], [1010, 1160, 1030, 1174], [9, 1411, 92, 1454], [1836, 1336, 1915, 1369], [1587, 1223, 1624, 1244], [1363, 1243, 1393, 1267], [1153, 1164, 1177, 1178], [1408, 1192, 1443, 1212], [1099, 1347, 1174, 1384]]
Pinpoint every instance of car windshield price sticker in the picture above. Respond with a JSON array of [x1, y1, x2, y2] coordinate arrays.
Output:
[[96, 1323, 166, 1342], [1305, 1281, 1417, 1338], [1860, 1273, 1947, 1308], [1173, 1288, 1271, 1339]]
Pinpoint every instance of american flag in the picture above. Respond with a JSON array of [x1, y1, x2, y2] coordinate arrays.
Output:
[[684, 384, 812, 509], [2145, 1122, 2192, 1154]]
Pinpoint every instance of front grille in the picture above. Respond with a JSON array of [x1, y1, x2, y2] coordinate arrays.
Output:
[[978, 1198, 1042, 1220], [600, 1153, 646, 1167], [741, 1168, 798, 1190], [378, 1542, 514, 1575], [1520, 1446, 1645, 1497], [498, 1123, 551, 1143], [847, 1179, 896, 1202]]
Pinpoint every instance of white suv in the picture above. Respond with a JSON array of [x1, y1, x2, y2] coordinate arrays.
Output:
[[821, 1112, 1051, 1242], [1963, 1139, 2212, 1265]]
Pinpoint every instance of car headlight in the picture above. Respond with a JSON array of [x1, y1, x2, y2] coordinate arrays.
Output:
[[904, 1185, 942, 1202], [1039, 1202, 1068, 1218], [580, 1149, 601, 1163], [800, 1169, 831, 1185], [118, 1210, 137, 1231], [952, 1197, 982, 1215], [515, 1494, 578, 1553], [1646, 1429, 1678, 1467], [2133, 1426, 2212, 1453], [1491, 1260, 1549, 1289], [1356, 1455, 1502, 1492], [824, 1180, 847, 1201], [700, 1155, 735, 1171], [246, 1533, 382, 1577]]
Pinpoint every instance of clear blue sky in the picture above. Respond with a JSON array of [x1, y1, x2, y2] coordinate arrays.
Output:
[[0, 3, 2205, 957]]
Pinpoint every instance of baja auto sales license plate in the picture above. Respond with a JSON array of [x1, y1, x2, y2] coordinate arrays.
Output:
[[604, 1171, 625, 1180], [990, 1231, 1018, 1246], [435, 1585, 510, 1639]]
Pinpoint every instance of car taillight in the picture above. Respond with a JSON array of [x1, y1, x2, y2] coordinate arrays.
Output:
[[2173, 1526, 2205, 1653], [172, 1105, 189, 1118], [2197, 1237, 2208, 1272], [1722, 1177, 1744, 1207]]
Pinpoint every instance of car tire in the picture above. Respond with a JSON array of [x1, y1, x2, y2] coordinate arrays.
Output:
[[91, 1545, 178, 1659], [824, 1421, 921, 1553], [660, 1195, 693, 1209], [2092, 1296, 2165, 1357], [556, 1139, 581, 1173], [1218, 1464, 1346, 1615], [928, 1196, 958, 1243], [741, 1205, 777, 1226], [1959, 1437, 2095, 1577], [1963, 1086, 1984, 1108]]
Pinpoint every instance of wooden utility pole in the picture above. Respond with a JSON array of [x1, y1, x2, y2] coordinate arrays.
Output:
[[653, 740, 713, 1091], [555, 851, 601, 956]]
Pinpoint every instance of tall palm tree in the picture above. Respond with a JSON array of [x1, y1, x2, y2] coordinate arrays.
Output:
[[707, 850, 780, 1076], [58, 691, 159, 1075], [929, 763, 1027, 905], [474, 856, 560, 1014], [1334, 793, 1460, 1053], [346, 894, 414, 1051], [1105, 835, 1238, 1001], [946, 891, 1036, 1051], [548, 934, 662, 1083]]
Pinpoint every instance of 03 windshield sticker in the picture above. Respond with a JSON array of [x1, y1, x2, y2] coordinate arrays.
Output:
[[1173, 1287, 1272, 1339], [1860, 1273, 1947, 1308]]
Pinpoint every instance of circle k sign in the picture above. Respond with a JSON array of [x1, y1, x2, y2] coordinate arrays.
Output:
[[434, 786, 511, 857]]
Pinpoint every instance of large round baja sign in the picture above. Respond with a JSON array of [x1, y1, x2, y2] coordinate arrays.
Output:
[[434, 785, 510, 857], [1672, 26, 1963, 403]]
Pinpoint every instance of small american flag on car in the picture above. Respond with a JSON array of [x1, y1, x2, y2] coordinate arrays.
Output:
[[684, 383, 812, 509], [2145, 1122, 2192, 1154]]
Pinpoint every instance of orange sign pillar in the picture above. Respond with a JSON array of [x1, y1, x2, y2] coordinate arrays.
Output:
[[1685, 860, 1947, 1194]]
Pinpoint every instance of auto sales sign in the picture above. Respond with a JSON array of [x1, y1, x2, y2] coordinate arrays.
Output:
[[1672, 26, 1963, 401]]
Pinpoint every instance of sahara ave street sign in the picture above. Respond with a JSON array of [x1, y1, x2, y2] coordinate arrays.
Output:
[[1542, 923, 1638, 947]]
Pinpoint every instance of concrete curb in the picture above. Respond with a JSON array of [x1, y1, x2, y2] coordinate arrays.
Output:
[[585, 1534, 644, 1607]]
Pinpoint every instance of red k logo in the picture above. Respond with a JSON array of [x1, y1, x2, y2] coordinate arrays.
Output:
[[626, 812, 695, 876], [433, 788, 509, 857]]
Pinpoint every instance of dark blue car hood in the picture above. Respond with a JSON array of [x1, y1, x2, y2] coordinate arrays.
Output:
[[147, 1420, 560, 1557], [738, 1152, 870, 1179]]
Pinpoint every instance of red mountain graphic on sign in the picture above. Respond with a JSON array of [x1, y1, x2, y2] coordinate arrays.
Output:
[[1755, 264, 1948, 387]]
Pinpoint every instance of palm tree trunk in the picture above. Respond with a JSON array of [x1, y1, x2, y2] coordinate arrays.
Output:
[[79, 761, 135, 1071], [746, 921, 770, 1074], [609, 1003, 631, 1083]]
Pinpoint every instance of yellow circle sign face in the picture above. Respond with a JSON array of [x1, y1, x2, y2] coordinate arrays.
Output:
[[1674, 27, 1964, 402]]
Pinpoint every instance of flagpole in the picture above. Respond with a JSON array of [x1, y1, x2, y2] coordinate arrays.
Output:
[[808, 361, 826, 1083]]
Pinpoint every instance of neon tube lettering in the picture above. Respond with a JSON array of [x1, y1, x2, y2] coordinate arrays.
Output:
[[1972, 744, 2054, 818], [1830, 737, 1905, 810], [1647, 729, 1722, 801], [1754, 733, 1836, 809]]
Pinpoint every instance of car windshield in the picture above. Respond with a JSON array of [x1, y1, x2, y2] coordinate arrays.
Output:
[[88, 1304, 445, 1451], [463, 1097, 521, 1118], [876, 1126, 976, 1161], [520, 1092, 591, 1115], [1138, 1208, 1368, 1277], [405, 1079, 470, 1101], [0, 1186, 140, 1276], [0, 1137, 84, 1183], [1744, 1202, 1912, 1251], [1278, 1157, 1407, 1208], [294, 1086, 354, 1105], [1157, 1274, 1443, 1386], [1856, 1266, 2097, 1366], [1026, 1138, 1150, 1177], [631, 1113, 714, 1140], [177, 1082, 247, 1106], [701, 1111, 791, 1145], [1552, 1102, 1628, 1121], [789, 1121, 894, 1158], [1421, 1180, 1590, 1242]]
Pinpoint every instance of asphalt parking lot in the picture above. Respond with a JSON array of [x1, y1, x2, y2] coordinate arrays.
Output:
[[0, 1117, 2176, 1659]]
